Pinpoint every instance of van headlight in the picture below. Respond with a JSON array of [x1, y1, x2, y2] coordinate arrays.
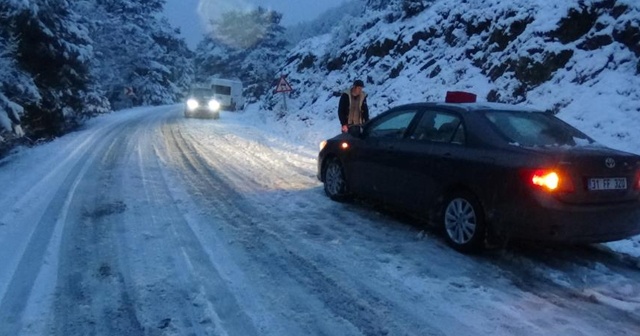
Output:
[[187, 99, 199, 110], [208, 99, 221, 111]]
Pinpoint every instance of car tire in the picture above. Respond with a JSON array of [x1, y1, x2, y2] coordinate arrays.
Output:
[[213, 112, 220, 119], [442, 191, 486, 253], [323, 158, 351, 202], [184, 111, 190, 118]]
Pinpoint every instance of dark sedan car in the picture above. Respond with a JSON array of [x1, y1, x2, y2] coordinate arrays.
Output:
[[317, 101, 640, 252]]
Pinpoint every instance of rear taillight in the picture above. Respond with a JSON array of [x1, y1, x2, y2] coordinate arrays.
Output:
[[522, 169, 575, 193], [635, 171, 640, 190]]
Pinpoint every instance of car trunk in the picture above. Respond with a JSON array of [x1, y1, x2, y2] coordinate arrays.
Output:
[[544, 146, 640, 204]]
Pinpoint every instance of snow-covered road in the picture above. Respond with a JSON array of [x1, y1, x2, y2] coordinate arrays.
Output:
[[1, 105, 639, 335]]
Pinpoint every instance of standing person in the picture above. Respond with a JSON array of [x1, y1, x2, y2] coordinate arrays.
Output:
[[338, 79, 369, 133]]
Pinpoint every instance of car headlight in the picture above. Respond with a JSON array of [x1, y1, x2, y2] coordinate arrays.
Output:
[[319, 140, 327, 151], [187, 99, 199, 110], [208, 99, 221, 111]]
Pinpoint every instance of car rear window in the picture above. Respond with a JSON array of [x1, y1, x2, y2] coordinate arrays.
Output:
[[484, 110, 593, 147]]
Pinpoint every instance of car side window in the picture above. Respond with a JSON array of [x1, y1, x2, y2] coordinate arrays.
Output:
[[410, 111, 465, 144], [451, 123, 466, 144], [367, 110, 419, 139]]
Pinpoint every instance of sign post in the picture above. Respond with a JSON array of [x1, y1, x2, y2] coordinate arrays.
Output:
[[274, 75, 293, 112]]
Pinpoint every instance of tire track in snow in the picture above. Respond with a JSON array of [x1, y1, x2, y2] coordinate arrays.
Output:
[[158, 121, 444, 336], [0, 123, 137, 335], [133, 123, 260, 336], [0, 122, 123, 303], [50, 118, 152, 335], [48, 109, 257, 336], [488, 244, 640, 328]]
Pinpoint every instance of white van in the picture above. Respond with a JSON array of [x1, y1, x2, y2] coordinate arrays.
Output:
[[209, 78, 244, 111]]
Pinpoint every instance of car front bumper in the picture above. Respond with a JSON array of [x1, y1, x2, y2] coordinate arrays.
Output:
[[186, 107, 219, 115]]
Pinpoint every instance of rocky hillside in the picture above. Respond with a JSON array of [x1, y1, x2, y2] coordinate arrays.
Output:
[[261, 0, 640, 151]]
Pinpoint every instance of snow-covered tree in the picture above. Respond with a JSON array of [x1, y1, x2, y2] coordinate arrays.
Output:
[[83, 0, 192, 108], [1, 0, 190, 153], [194, 38, 235, 83], [152, 20, 195, 101], [5, 0, 109, 138], [195, 7, 288, 101], [241, 9, 289, 99], [0, 1, 38, 141]]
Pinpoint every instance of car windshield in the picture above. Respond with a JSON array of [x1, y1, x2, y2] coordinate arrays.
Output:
[[190, 88, 213, 98], [484, 110, 593, 147]]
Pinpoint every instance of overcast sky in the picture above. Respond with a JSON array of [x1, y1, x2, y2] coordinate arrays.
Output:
[[163, 0, 349, 49]]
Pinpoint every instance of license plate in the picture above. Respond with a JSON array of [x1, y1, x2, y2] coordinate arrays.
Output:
[[588, 178, 627, 191]]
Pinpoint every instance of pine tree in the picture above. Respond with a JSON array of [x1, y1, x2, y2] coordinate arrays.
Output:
[[11, 0, 109, 137], [2, 0, 189, 149], [153, 19, 195, 101], [0, 1, 38, 142], [194, 36, 241, 84], [242, 9, 288, 99], [195, 7, 288, 101], [86, 0, 191, 108]]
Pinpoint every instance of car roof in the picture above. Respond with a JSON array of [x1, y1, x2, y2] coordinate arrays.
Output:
[[392, 102, 543, 114]]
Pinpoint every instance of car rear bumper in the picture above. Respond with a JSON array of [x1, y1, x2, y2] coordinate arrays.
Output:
[[495, 193, 640, 243]]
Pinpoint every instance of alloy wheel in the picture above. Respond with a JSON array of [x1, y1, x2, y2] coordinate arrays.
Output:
[[444, 198, 477, 245], [325, 161, 345, 197], [324, 158, 352, 202]]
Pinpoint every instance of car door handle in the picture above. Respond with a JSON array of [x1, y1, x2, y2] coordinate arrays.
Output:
[[435, 153, 453, 167]]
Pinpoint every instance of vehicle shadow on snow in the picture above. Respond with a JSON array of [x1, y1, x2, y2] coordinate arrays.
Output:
[[503, 237, 639, 281], [326, 193, 640, 276], [332, 195, 640, 318]]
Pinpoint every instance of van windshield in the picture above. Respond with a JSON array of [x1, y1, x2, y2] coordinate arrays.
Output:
[[190, 88, 213, 98]]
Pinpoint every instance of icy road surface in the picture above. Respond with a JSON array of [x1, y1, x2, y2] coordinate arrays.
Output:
[[1, 105, 639, 335]]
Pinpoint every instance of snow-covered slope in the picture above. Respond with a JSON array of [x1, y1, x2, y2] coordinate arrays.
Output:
[[259, 0, 640, 154], [284, 0, 365, 46]]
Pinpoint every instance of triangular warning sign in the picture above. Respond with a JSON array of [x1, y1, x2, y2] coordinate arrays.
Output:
[[275, 76, 293, 93]]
